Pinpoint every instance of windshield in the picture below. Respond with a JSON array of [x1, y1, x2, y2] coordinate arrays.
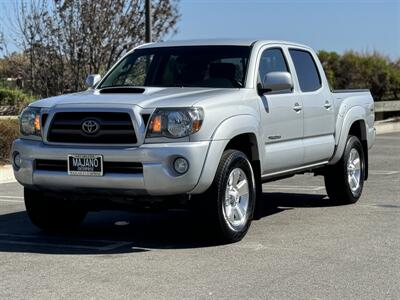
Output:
[[98, 46, 251, 89]]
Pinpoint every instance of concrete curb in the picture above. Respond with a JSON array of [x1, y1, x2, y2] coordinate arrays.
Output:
[[374, 119, 400, 135], [0, 116, 18, 120], [0, 165, 16, 184]]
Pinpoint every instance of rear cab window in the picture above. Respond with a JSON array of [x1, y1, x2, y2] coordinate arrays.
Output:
[[289, 49, 321, 92]]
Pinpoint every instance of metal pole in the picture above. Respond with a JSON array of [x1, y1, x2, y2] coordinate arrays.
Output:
[[145, 0, 152, 43]]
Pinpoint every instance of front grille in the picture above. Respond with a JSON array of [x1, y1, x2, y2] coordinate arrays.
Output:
[[47, 112, 137, 144], [141, 113, 151, 127], [41, 113, 48, 127], [35, 160, 143, 174]]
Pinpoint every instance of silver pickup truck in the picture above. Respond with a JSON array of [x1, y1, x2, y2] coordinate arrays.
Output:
[[12, 39, 375, 243]]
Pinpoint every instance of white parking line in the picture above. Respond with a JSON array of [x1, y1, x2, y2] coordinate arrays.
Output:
[[0, 199, 24, 203], [376, 135, 400, 140], [0, 180, 17, 185], [0, 239, 108, 250], [370, 170, 399, 175], [0, 233, 133, 251], [236, 242, 294, 252], [0, 239, 134, 251], [0, 195, 24, 203]]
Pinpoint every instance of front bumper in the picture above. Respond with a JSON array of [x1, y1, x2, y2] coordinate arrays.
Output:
[[12, 139, 211, 196]]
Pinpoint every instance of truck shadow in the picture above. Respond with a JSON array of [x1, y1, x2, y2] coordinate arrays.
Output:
[[0, 191, 336, 255]]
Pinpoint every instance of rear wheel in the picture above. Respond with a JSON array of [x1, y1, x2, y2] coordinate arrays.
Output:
[[192, 150, 256, 243], [324, 135, 365, 204], [24, 188, 87, 232]]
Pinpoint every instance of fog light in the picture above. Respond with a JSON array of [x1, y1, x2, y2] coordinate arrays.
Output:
[[173, 157, 189, 174], [13, 152, 22, 169]]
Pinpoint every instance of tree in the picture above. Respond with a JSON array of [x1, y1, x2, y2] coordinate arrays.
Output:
[[0, 31, 3, 52], [0, 52, 30, 82], [6, 0, 180, 97], [388, 60, 400, 100], [318, 50, 400, 101], [317, 50, 340, 88]]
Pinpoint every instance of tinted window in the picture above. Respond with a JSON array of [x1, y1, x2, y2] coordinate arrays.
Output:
[[99, 46, 251, 89], [289, 49, 321, 92], [258, 48, 288, 83]]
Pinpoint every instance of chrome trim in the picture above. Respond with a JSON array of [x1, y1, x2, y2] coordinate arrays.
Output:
[[347, 148, 361, 195], [324, 101, 332, 109], [268, 135, 282, 140], [293, 103, 302, 112], [223, 168, 250, 231]]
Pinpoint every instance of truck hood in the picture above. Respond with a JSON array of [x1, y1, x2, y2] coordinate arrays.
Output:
[[31, 87, 240, 109]]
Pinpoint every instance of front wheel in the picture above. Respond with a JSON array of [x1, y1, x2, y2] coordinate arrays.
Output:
[[324, 135, 365, 204], [193, 150, 256, 243]]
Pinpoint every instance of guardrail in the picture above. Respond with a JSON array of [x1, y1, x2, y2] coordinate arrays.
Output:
[[375, 100, 400, 113], [374, 100, 400, 120]]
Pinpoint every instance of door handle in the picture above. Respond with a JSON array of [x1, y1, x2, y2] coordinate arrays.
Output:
[[293, 103, 302, 112], [268, 135, 282, 140], [324, 101, 332, 109]]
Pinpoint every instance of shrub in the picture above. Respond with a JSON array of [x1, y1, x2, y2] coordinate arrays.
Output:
[[318, 50, 400, 101], [0, 118, 19, 163], [0, 87, 34, 113]]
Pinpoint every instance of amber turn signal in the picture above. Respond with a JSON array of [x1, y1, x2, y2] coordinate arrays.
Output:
[[192, 120, 202, 132], [149, 115, 162, 133], [34, 114, 41, 131]]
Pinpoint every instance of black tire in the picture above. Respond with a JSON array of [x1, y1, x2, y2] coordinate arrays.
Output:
[[192, 150, 256, 243], [324, 135, 365, 204], [24, 188, 87, 232]]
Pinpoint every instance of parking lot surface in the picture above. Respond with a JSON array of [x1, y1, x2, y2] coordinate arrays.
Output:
[[0, 133, 399, 299]]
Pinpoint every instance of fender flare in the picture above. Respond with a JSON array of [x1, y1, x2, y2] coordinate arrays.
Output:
[[329, 106, 367, 165], [190, 114, 262, 194], [211, 114, 261, 141]]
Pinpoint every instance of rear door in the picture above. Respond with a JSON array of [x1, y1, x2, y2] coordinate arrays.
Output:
[[257, 46, 304, 175], [288, 48, 335, 164]]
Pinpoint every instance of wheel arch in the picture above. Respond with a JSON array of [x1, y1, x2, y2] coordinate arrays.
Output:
[[348, 120, 369, 180], [330, 107, 369, 179], [224, 133, 262, 192], [190, 115, 262, 194], [212, 115, 262, 181]]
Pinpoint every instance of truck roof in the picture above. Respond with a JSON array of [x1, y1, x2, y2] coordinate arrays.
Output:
[[137, 39, 310, 49]]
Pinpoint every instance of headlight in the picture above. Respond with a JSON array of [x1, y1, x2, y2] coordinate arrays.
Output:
[[20, 107, 41, 136], [146, 108, 204, 138]]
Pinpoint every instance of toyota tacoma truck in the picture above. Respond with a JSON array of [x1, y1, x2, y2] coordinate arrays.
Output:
[[12, 40, 375, 243]]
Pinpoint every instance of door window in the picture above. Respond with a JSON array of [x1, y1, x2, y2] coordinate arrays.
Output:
[[289, 49, 321, 92], [258, 48, 289, 84]]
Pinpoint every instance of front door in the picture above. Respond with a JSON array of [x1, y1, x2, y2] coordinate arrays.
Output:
[[258, 47, 304, 175]]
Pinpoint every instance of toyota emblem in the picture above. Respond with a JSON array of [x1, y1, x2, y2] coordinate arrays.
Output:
[[81, 119, 100, 135]]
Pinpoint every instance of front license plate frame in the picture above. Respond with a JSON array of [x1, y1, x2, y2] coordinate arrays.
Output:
[[67, 154, 103, 176]]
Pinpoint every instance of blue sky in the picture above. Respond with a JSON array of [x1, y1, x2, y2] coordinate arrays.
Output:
[[172, 0, 400, 59], [1, 0, 399, 59]]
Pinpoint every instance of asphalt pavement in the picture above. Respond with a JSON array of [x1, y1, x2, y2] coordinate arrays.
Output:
[[0, 133, 399, 299]]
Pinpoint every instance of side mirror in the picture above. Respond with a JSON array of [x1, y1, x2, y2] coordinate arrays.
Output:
[[85, 74, 101, 88], [258, 71, 293, 95]]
